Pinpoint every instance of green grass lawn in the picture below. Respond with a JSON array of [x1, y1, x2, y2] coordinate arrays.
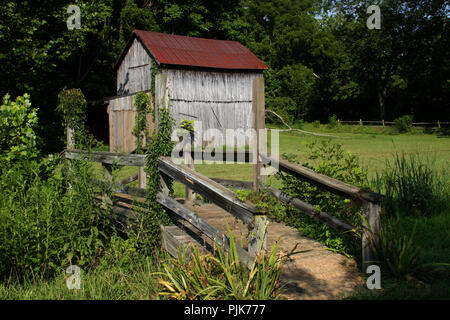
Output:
[[273, 126, 449, 177]]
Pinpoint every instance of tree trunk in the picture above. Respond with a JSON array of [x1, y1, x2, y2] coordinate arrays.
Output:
[[378, 88, 387, 120]]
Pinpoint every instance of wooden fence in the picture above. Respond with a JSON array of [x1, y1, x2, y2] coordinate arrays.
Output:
[[337, 119, 448, 127], [65, 147, 382, 271]]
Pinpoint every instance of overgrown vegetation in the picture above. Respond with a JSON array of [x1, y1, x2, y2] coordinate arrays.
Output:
[[154, 231, 296, 300], [0, 93, 39, 169], [0, 90, 448, 299], [373, 153, 449, 218], [350, 152, 450, 299], [369, 153, 450, 280], [276, 140, 368, 255]]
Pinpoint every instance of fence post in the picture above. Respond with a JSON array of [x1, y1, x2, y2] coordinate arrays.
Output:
[[138, 166, 147, 189], [252, 77, 266, 191], [185, 137, 195, 201], [382, 119, 385, 127], [248, 215, 268, 258], [437, 120, 441, 128], [102, 163, 113, 206], [362, 200, 381, 272], [66, 125, 74, 150], [359, 119, 363, 126]]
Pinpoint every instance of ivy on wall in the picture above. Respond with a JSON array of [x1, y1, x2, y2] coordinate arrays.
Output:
[[56, 88, 88, 149], [132, 92, 151, 154], [131, 66, 175, 252]]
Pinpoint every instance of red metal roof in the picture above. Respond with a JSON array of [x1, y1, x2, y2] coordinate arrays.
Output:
[[131, 30, 268, 70]]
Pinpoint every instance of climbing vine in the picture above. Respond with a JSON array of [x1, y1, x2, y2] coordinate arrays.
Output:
[[56, 88, 88, 149], [150, 61, 160, 122], [132, 67, 175, 252], [132, 92, 151, 154]]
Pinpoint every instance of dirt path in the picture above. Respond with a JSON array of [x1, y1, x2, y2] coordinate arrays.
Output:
[[185, 201, 364, 300]]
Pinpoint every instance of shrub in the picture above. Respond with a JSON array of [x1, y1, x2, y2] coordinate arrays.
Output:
[[0, 93, 39, 169], [373, 216, 450, 281], [278, 140, 369, 254], [294, 119, 304, 129], [328, 114, 339, 128], [56, 88, 88, 148], [393, 115, 413, 133]]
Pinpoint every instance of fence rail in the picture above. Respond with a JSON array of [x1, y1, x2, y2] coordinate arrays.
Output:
[[337, 119, 449, 127]]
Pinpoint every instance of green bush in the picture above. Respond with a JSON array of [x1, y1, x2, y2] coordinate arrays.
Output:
[[373, 215, 450, 281], [278, 140, 368, 254], [0, 94, 39, 169], [393, 115, 413, 133], [328, 114, 339, 128]]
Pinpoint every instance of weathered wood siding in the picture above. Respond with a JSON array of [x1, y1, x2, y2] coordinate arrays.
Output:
[[162, 69, 263, 147], [117, 38, 152, 95], [107, 93, 154, 153]]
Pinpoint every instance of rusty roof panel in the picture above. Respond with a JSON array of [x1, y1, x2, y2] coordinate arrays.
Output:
[[133, 30, 268, 70]]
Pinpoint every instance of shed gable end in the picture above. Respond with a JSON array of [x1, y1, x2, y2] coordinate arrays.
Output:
[[117, 38, 152, 95]]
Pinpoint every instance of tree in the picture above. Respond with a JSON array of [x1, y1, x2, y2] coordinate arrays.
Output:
[[326, 0, 449, 120]]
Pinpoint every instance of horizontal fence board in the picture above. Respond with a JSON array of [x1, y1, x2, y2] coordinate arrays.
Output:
[[65, 150, 146, 166], [268, 187, 359, 237], [66, 149, 382, 203], [158, 157, 259, 226], [338, 120, 448, 125], [79, 151, 260, 226], [261, 153, 383, 203], [210, 178, 253, 190]]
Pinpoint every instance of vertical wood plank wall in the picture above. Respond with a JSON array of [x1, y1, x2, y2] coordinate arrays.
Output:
[[107, 93, 154, 153], [163, 69, 263, 148], [117, 38, 152, 96]]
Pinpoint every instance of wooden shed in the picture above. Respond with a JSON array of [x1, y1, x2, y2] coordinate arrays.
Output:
[[107, 30, 268, 153]]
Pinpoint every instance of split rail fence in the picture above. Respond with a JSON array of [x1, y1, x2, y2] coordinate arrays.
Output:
[[337, 119, 448, 127]]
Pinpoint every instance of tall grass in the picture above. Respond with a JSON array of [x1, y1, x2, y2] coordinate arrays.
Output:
[[0, 156, 112, 281], [368, 153, 450, 283], [154, 230, 300, 300], [372, 153, 449, 218]]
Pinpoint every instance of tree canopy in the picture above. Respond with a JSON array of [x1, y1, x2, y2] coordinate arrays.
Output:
[[0, 0, 448, 152]]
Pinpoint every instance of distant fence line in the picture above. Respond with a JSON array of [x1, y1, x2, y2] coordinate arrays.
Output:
[[337, 119, 449, 127]]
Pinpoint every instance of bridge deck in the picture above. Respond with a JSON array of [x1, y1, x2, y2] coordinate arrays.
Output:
[[182, 200, 364, 300]]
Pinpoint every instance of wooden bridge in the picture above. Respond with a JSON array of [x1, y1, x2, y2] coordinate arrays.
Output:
[[65, 148, 382, 299]]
